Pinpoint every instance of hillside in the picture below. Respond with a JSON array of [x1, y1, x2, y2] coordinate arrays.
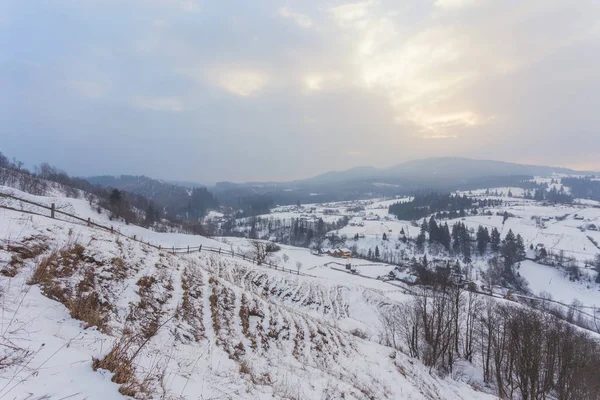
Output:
[[3, 174, 600, 399], [87, 175, 218, 219], [0, 185, 496, 399], [87, 175, 193, 206]]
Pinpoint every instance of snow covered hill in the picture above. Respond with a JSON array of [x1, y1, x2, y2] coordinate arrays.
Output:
[[0, 187, 496, 399]]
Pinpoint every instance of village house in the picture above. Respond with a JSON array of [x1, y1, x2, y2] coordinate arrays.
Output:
[[325, 248, 353, 258]]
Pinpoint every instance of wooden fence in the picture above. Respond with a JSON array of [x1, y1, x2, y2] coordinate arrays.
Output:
[[0, 192, 315, 277]]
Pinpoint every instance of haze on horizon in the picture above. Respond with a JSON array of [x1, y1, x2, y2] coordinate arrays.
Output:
[[2, 0, 600, 183]]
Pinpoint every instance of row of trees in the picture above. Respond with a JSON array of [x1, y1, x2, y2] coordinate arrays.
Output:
[[222, 215, 349, 249], [380, 285, 600, 399], [414, 216, 525, 267], [388, 192, 476, 221], [562, 177, 600, 202], [235, 195, 274, 218], [185, 187, 219, 219]]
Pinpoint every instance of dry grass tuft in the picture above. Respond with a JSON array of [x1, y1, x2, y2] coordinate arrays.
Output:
[[93, 337, 140, 396], [93, 339, 135, 384]]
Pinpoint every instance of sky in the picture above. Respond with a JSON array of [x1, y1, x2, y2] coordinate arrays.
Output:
[[1, 0, 600, 183]]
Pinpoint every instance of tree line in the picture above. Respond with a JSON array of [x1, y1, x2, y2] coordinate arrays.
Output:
[[562, 177, 600, 202], [388, 192, 504, 221], [379, 283, 600, 399], [218, 214, 349, 249]]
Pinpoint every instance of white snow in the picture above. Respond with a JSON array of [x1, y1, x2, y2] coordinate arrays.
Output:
[[0, 186, 497, 399]]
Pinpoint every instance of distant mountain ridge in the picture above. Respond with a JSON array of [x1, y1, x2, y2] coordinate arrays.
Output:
[[87, 158, 597, 208], [302, 157, 593, 184]]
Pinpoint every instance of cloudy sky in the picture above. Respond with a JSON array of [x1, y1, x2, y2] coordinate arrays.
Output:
[[2, 0, 600, 183]]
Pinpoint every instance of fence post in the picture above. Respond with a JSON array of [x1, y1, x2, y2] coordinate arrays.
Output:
[[87, 217, 91, 227], [110, 225, 113, 233], [199, 245, 202, 252], [172, 246, 175, 254], [187, 245, 189, 254], [133, 235, 136, 241], [218, 248, 221, 254], [243, 254, 245, 261], [50, 203, 55, 219], [159, 245, 161, 250], [231, 250, 234, 258]]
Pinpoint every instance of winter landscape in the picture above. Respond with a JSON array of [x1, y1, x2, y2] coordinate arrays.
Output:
[[2, 155, 600, 399], [4, 1, 600, 399]]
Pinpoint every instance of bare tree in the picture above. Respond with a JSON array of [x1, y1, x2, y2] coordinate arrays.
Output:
[[295, 261, 303, 275], [250, 240, 269, 265]]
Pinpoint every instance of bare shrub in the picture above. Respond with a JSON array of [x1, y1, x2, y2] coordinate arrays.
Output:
[[250, 240, 270, 265], [349, 328, 368, 340]]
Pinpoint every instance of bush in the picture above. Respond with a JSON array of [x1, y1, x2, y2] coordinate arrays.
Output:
[[349, 328, 369, 339], [265, 242, 281, 253]]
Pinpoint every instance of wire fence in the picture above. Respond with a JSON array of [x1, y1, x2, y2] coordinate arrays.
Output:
[[0, 192, 315, 277]]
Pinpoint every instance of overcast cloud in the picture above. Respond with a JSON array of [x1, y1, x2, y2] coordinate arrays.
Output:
[[1, 0, 600, 182]]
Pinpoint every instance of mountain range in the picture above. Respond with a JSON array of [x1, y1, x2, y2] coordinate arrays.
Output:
[[87, 157, 596, 207], [300, 157, 591, 185]]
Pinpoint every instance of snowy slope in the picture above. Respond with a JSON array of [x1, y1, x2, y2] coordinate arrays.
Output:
[[0, 194, 496, 399]]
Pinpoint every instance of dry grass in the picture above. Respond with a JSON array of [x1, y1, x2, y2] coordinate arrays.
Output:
[[239, 359, 273, 386], [93, 337, 139, 396], [3, 240, 49, 277], [68, 289, 109, 332], [28, 245, 110, 332], [27, 251, 66, 301], [28, 244, 85, 286], [209, 285, 220, 334], [93, 339, 135, 383], [108, 257, 127, 280], [136, 276, 156, 291], [175, 266, 204, 342]]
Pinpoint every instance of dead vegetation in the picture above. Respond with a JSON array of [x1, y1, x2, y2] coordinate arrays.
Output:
[[93, 312, 174, 399], [239, 359, 273, 386], [349, 328, 368, 340], [2, 236, 49, 277], [127, 271, 172, 340], [92, 335, 151, 398], [174, 265, 205, 342], [93, 337, 136, 394], [68, 267, 109, 331], [107, 257, 127, 280], [209, 277, 237, 355], [27, 244, 110, 331]]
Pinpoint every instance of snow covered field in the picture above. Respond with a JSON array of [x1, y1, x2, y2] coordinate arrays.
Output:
[[225, 183, 600, 310], [519, 260, 600, 307]]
